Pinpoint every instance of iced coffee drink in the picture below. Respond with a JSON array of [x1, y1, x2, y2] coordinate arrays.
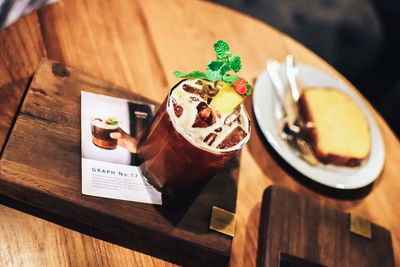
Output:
[[91, 117, 120, 149], [138, 40, 252, 195]]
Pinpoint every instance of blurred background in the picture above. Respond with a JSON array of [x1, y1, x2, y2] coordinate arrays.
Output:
[[209, 0, 400, 137]]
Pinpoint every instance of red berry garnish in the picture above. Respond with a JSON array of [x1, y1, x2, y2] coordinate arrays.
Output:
[[233, 78, 247, 95]]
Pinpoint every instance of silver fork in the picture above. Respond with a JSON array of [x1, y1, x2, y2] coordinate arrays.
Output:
[[267, 58, 319, 166], [285, 55, 319, 166], [282, 123, 319, 166]]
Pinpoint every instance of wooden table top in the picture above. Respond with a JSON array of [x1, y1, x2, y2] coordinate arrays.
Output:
[[0, 0, 399, 266]]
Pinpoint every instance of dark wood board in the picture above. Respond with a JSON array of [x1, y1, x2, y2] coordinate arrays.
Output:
[[0, 58, 239, 266], [257, 186, 394, 267]]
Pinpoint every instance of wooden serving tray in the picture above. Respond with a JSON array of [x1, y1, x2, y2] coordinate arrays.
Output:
[[257, 186, 394, 267], [0, 58, 239, 266]]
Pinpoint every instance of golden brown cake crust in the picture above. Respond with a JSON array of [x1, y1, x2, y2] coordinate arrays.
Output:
[[298, 89, 368, 167]]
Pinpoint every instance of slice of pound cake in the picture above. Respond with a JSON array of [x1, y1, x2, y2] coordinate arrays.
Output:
[[299, 88, 371, 166]]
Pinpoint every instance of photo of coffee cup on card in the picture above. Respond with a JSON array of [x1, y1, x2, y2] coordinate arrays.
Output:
[[90, 116, 139, 154], [81, 93, 154, 166], [90, 117, 120, 150]]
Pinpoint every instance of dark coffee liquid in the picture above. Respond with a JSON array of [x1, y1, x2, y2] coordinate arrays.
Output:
[[137, 95, 236, 196], [91, 124, 119, 149]]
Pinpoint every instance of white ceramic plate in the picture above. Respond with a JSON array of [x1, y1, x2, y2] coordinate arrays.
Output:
[[253, 63, 385, 189]]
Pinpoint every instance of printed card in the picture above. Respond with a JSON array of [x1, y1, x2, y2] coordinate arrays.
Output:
[[81, 91, 162, 205]]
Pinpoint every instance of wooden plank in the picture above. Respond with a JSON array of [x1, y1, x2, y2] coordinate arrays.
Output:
[[0, 58, 239, 266], [258, 186, 394, 267]]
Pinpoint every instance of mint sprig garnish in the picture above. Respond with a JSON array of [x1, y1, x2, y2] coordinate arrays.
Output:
[[213, 40, 242, 73], [207, 41, 241, 82], [174, 40, 252, 95]]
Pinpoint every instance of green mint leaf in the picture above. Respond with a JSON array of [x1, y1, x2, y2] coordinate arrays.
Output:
[[245, 82, 252, 96], [206, 69, 221, 82], [174, 71, 186, 78], [228, 54, 242, 72], [207, 61, 225, 72], [221, 74, 241, 84], [220, 63, 230, 76], [174, 71, 207, 79], [207, 61, 226, 81], [214, 40, 230, 60], [184, 71, 207, 78]]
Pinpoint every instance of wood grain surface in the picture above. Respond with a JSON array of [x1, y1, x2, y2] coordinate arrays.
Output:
[[0, 0, 399, 266]]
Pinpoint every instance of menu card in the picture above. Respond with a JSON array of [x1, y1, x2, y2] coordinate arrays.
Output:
[[81, 91, 162, 205]]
